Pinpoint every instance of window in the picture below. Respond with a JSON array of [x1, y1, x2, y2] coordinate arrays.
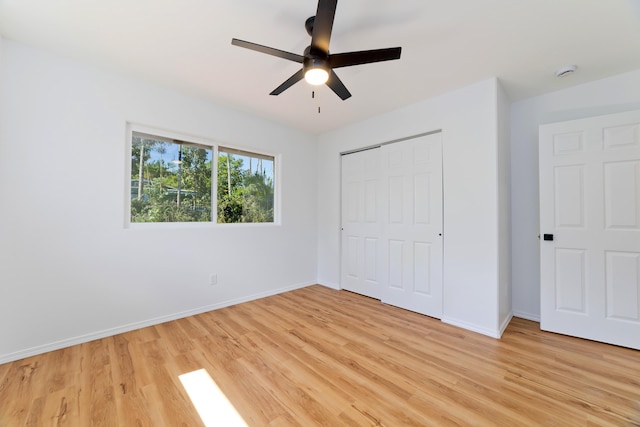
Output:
[[129, 129, 275, 224], [217, 148, 275, 223]]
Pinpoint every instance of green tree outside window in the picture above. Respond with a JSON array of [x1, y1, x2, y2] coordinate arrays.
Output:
[[130, 132, 275, 224]]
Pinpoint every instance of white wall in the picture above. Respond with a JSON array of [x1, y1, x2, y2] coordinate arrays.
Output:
[[0, 36, 3, 138], [511, 69, 640, 321], [317, 78, 508, 337], [0, 40, 318, 363]]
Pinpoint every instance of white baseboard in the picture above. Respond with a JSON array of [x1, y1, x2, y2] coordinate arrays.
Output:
[[0, 281, 315, 365], [441, 316, 502, 339], [513, 311, 541, 323], [498, 312, 514, 338], [316, 281, 341, 290]]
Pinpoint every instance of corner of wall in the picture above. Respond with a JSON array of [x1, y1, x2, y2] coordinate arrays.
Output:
[[496, 79, 513, 332]]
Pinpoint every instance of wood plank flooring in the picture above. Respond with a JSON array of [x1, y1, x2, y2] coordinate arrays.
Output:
[[1, 285, 639, 426]]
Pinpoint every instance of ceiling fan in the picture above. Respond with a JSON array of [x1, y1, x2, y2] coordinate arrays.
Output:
[[231, 0, 402, 100]]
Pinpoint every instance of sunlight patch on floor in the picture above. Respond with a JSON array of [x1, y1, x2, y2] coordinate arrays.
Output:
[[179, 369, 248, 427]]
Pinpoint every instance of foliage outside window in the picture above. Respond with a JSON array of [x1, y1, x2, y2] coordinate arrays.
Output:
[[217, 148, 275, 223], [130, 131, 275, 224]]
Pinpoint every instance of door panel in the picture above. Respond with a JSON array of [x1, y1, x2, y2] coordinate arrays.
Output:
[[340, 148, 382, 299], [380, 133, 443, 318], [413, 242, 432, 295], [554, 165, 585, 228], [364, 237, 378, 282], [388, 240, 404, 289], [604, 161, 640, 229], [554, 248, 586, 313], [605, 251, 640, 321], [539, 109, 640, 350]]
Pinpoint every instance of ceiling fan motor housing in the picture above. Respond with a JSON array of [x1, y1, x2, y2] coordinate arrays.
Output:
[[303, 45, 329, 73]]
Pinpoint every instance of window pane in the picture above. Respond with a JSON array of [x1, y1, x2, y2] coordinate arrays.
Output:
[[217, 149, 275, 223], [131, 134, 212, 223]]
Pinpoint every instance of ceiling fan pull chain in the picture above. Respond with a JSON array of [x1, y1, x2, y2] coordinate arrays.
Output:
[[314, 89, 321, 113]]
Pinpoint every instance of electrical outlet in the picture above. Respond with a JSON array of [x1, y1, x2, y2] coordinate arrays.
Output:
[[209, 274, 218, 286]]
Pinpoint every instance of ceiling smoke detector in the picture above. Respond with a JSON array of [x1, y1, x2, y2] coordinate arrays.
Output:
[[555, 65, 577, 77]]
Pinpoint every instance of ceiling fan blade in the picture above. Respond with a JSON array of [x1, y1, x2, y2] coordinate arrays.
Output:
[[310, 0, 338, 53], [270, 69, 305, 96], [326, 70, 351, 100], [329, 47, 402, 69], [232, 38, 304, 63]]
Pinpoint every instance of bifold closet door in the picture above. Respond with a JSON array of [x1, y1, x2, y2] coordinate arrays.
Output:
[[340, 132, 443, 318]]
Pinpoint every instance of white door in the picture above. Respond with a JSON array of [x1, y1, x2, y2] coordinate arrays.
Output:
[[340, 148, 383, 299], [380, 133, 443, 318], [539, 110, 640, 350]]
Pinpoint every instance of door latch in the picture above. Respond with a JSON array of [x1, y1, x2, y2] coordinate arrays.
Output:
[[543, 234, 554, 241]]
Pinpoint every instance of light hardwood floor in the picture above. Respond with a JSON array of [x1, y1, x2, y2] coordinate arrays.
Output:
[[1, 285, 639, 426]]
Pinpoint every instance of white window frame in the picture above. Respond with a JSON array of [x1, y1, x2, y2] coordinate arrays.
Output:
[[125, 123, 280, 228]]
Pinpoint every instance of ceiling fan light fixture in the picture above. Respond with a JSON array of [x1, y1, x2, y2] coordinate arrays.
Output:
[[305, 67, 329, 85]]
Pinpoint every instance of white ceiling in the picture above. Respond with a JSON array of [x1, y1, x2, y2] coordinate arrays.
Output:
[[1, 0, 640, 134]]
